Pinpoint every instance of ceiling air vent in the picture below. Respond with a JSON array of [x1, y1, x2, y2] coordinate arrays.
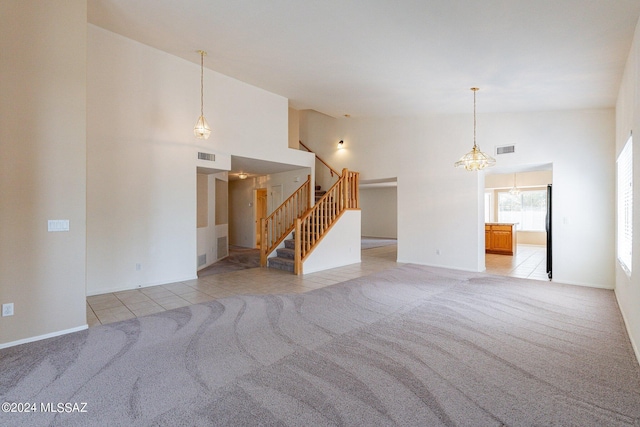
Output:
[[496, 145, 515, 155], [197, 152, 215, 161]]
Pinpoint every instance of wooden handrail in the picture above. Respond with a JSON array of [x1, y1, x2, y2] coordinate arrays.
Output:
[[260, 176, 312, 267], [294, 168, 359, 274], [299, 141, 340, 177]]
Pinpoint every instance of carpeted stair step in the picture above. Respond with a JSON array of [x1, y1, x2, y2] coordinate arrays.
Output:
[[284, 239, 295, 249], [268, 256, 294, 272], [276, 247, 295, 260], [315, 185, 326, 202]]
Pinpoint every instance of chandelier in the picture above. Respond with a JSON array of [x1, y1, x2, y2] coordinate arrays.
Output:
[[194, 50, 211, 140], [454, 88, 496, 171]]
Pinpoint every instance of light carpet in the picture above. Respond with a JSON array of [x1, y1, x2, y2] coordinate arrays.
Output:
[[1, 265, 639, 426]]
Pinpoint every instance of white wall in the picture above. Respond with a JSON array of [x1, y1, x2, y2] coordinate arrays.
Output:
[[301, 108, 615, 286], [87, 25, 314, 296], [0, 1, 88, 346], [299, 109, 343, 191], [229, 178, 256, 248], [303, 210, 362, 274], [360, 187, 398, 238], [615, 15, 640, 363]]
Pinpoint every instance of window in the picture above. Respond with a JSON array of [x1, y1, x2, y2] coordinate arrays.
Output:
[[484, 192, 492, 222], [497, 189, 547, 231], [617, 135, 633, 275]]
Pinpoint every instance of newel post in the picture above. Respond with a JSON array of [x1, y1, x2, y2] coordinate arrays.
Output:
[[260, 218, 267, 267], [294, 218, 302, 275]]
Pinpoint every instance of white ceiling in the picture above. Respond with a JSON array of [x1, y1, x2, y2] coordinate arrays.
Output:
[[88, 0, 640, 118], [229, 156, 310, 180]]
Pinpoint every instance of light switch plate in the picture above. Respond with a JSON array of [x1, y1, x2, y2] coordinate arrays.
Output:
[[2, 303, 14, 317], [48, 220, 70, 232]]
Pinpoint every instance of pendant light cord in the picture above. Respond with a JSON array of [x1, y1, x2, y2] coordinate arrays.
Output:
[[200, 51, 204, 117], [472, 88, 478, 149]]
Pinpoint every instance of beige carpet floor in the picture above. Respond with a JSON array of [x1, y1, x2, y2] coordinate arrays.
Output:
[[1, 265, 639, 426]]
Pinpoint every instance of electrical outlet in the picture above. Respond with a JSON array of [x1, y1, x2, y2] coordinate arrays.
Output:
[[135, 263, 142, 271], [2, 303, 14, 317]]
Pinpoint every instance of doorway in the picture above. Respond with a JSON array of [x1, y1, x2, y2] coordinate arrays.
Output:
[[484, 167, 552, 281], [255, 188, 267, 248], [269, 184, 283, 213]]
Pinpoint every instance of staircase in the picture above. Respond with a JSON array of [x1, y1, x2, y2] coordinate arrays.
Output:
[[266, 183, 329, 272], [267, 234, 296, 272], [315, 185, 326, 203], [261, 168, 359, 275]]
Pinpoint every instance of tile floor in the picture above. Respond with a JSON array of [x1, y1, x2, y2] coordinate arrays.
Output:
[[87, 244, 399, 327], [87, 243, 548, 327], [485, 244, 549, 281]]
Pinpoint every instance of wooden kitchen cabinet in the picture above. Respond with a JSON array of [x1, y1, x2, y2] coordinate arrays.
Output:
[[485, 223, 517, 255]]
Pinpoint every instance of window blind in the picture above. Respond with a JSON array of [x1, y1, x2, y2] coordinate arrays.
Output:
[[617, 135, 633, 274]]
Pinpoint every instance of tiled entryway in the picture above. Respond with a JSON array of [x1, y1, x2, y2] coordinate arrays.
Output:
[[485, 244, 548, 281], [87, 244, 398, 327], [87, 243, 549, 327]]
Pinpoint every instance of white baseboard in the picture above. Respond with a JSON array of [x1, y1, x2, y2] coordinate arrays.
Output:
[[0, 324, 88, 350], [86, 275, 198, 297], [550, 277, 614, 290], [614, 290, 640, 367]]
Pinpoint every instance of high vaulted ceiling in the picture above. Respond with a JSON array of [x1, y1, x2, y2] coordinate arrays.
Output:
[[88, 0, 640, 118]]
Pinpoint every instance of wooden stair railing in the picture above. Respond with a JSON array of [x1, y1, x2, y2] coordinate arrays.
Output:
[[260, 175, 312, 267], [299, 141, 340, 178], [293, 168, 359, 274]]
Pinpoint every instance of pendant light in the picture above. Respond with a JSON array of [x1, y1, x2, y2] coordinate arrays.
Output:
[[194, 50, 211, 139], [454, 88, 496, 171], [509, 173, 520, 195]]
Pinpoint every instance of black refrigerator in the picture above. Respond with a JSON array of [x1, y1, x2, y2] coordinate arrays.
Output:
[[546, 184, 552, 280]]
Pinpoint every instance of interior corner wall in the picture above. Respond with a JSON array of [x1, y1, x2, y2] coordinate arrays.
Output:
[[0, 1, 87, 346], [289, 107, 300, 149], [299, 109, 341, 191], [615, 15, 640, 362], [229, 178, 256, 248], [301, 108, 615, 285], [360, 187, 398, 238]]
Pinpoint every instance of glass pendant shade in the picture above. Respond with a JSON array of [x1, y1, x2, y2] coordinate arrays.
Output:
[[454, 145, 496, 171], [194, 115, 211, 139], [454, 87, 496, 171]]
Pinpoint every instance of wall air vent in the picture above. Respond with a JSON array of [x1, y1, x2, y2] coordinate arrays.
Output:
[[496, 145, 516, 155], [197, 152, 215, 161]]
